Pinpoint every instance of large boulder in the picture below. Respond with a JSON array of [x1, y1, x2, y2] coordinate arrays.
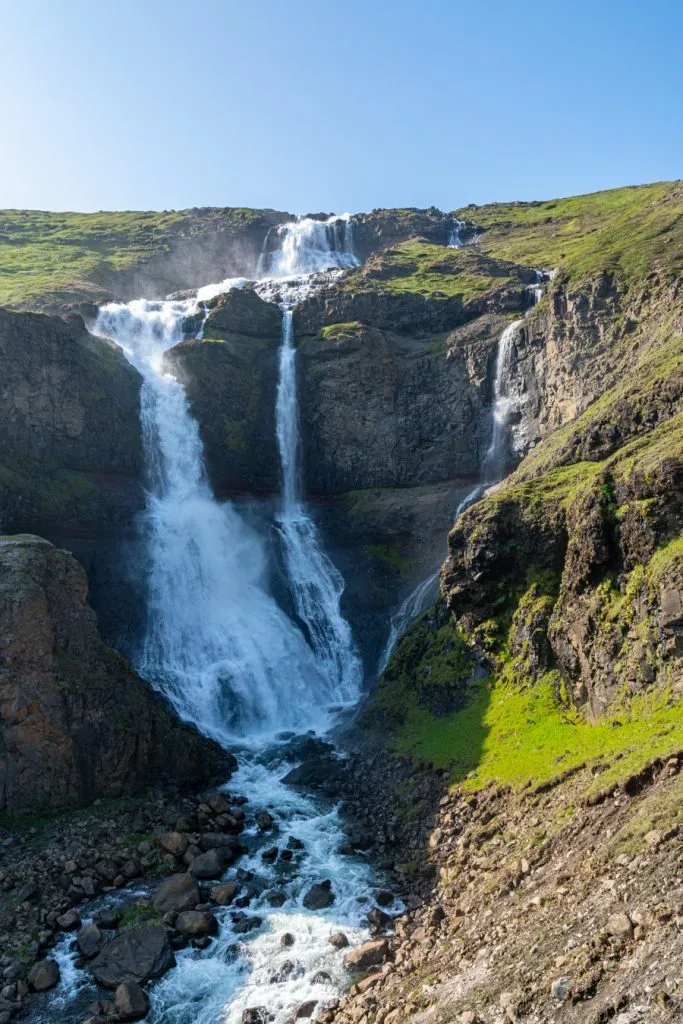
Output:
[[152, 874, 200, 915], [89, 924, 175, 990], [203, 287, 282, 338], [27, 959, 60, 991], [0, 535, 232, 813], [115, 980, 150, 1021]]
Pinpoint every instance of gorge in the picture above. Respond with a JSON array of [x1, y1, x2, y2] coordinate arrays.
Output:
[[0, 183, 681, 1024]]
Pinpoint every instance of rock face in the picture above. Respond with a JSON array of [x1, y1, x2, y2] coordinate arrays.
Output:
[[298, 316, 506, 493], [0, 309, 143, 534], [166, 288, 282, 496], [0, 535, 229, 812]]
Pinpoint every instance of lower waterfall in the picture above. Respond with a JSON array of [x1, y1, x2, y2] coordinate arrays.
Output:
[[25, 219, 382, 1024]]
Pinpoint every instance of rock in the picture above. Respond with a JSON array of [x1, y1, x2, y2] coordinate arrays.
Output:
[[606, 912, 634, 938], [175, 911, 218, 938], [265, 890, 286, 907], [27, 959, 60, 992], [231, 914, 262, 935], [295, 1001, 317, 1018], [89, 924, 176, 990], [210, 883, 238, 906], [281, 933, 295, 947], [329, 932, 349, 949], [261, 846, 279, 862], [367, 907, 391, 930], [189, 850, 226, 879], [198, 833, 239, 856], [311, 971, 332, 984], [115, 980, 150, 1021], [257, 811, 274, 831], [159, 832, 189, 857], [93, 908, 121, 930], [344, 939, 389, 971], [375, 891, 394, 907], [77, 923, 103, 959], [551, 977, 573, 1002], [303, 880, 335, 910], [287, 836, 305, 851], [241, 1009, 273, 1024], [152, 874, 200, 914], [269, 960, 297, 982], [56, 908, 82, 931], [0, 536, 230, 814]]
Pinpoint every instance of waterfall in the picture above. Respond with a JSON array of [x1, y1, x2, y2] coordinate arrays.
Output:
[[93, 300, 344, 743], [448, 218, 466, 248], [377, 272, 548, 675], [271, 226, 363, 700], [266, 214, 358, 277]]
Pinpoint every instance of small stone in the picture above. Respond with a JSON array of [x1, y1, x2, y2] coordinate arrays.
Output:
[[257, 811, 274, 831], [344, 939, 389, 971], [261, 847, 278, 863], [27, 959, 60, 992], [281, 933, 295, 947], [606, 912, 634, 938], [114, 979, 150, 1021], [210, 883, 238, 906], [551, 976, 572, 1002], [56, 909, 82, 931], [159, 832, 189, 857], [303, 880, 335, 910], [644, 829, 662, 848], [329, 932, 349, 949], [311, 971, 332, 984]]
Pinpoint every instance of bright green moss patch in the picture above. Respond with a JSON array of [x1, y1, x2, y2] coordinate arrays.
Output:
[[321, 321, 365, 340], [390, 672, 683, 795], [458, 181, 683, 288]]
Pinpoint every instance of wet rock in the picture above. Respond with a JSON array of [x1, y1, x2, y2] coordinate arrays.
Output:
[[56, 908, 82, 931], [152, 874, 200, 914], [89, 924, 175, 989], [367, 907, 392, 930], [257, 811, 274, 831], [27, 959, 60, 992], [269, 959, 297, 983], [231, 913, 262, 934], [210, 883, 238, 906], [311, 971, 332, 984], [93, 908, 121, 930], [265, 890, 286, 907], [295, 1000, 317, 1018], [188, 849, 225, 879], [303, 880, 335, 910], [77, 923, 103, 959], [175, 911, 218, 938], [241, 1009, 273, 1024], [344, 939, 389, 971], [261, 846, 279, 863], [287, 836, 305, 850], [115, 979, 150, 1021], [329, 931, 349, 949], [198, 834, 240, 856], [281, 932, 295, 947], [375, 890, 394, 907]]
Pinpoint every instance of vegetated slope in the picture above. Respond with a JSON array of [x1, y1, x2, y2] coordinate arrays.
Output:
[[342, 182, 683, 1024], [0, 206, 289, 309]]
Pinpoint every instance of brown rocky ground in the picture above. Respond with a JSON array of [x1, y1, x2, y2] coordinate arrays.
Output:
[[333, 744, 682, 1024]]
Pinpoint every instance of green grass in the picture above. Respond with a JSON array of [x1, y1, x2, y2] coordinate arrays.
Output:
[[0, 206, 280, 308], [342, 241, 519, 304], [458, 181, 683, 288], [390, 673, 683, 795]]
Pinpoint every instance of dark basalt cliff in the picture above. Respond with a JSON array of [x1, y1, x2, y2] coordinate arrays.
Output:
[[0, 535, 229, 813]]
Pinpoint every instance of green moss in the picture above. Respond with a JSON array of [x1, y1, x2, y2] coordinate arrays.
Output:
[[321, 321, 364, 339], [0, 454, 97, 521], [459, 181, 683, 288], [366, 543, 414, 576]]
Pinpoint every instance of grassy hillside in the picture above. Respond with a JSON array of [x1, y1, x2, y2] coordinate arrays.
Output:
[[0, 206, 286, 308], [458, 180, 683, 287]]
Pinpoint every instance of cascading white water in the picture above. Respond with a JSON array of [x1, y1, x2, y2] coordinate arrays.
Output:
[[275, 311, 363, 699], [49, 217, 375, 1024], [447, 217, 466, 248], [93, 300, 339, 743]]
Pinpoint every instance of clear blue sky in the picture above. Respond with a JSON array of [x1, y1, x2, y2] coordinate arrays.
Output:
[[1, 0, 681, 214]]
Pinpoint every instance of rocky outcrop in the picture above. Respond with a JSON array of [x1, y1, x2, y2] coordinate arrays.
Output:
[[166, 288, 282, 496], [299, 315, 508, 494], [0, 535, 229, 813]]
